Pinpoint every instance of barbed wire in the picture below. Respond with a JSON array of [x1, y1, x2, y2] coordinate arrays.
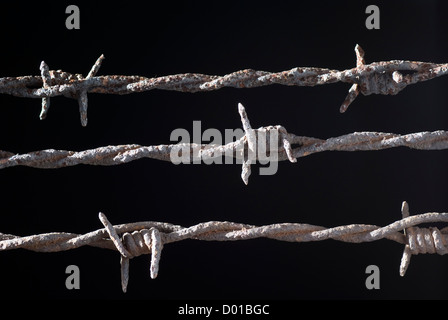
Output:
[[2, 45, 448, 126], [3, 44, 448, 294], [1, 103, 448, 185], [1, 201, 447, 292]]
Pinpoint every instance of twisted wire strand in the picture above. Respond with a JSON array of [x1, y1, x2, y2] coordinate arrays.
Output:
[[1, 104, 448, 185], [1, 201, 447, 292], [1, 45, 448, 126]]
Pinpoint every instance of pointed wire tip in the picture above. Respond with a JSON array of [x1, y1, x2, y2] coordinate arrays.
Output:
[[238, 102, 253, 133], [339, 104, 348, 113], [86, 54, 106, 79], [399, 245, 412, 277], [399, 200, 412, 277], [80, 111, 88, 126], [98, 212, 106, 221], [339, 83, 360, 113], [354, 44, 365, 68], [241, 161, 251, 185], [401, 201, 410, 218], [150, 228, 163, 279], [40, 61, 51, 89], [238, 102, 245, 115], [354, 44, 364, 54], [120, 256, 129, 293]]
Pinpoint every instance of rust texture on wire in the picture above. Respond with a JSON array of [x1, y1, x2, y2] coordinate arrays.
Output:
[[1, 104, 448, 185], [2, 45, 448, 126], [1, 201, 447, 292]]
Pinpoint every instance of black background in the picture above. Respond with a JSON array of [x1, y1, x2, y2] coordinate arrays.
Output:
[[1, 0, 448, 301]]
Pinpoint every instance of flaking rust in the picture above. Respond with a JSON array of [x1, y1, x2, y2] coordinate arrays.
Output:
[[2, 43, 448, 293], [1, 201, 448, 292], [1, 45, 448, 125], [1, 104, 448, 185]]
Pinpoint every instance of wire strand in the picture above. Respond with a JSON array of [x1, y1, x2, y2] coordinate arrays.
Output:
[[1, 45, 448, 126], [1, 201, 447, 292], [1, 104, 447, 185]]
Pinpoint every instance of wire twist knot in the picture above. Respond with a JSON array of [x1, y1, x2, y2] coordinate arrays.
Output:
[[98, 212, 163, 292], [399, 201, 448, 276], [38, 54, 105, 126], [340, 45, 408, 113], [238, 103, 296, 184]]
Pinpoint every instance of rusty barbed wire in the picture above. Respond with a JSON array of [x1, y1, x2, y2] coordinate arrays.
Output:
[[3, 44, 448, 294], [1, 201, 447, 292], [1, 103, 448, 185], [2, 45, 448, 126]]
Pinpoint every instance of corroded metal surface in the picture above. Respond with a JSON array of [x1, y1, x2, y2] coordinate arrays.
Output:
[[1, 201, 446, 292], [1, 45, 448, 125], [1, 104, 447, 185]]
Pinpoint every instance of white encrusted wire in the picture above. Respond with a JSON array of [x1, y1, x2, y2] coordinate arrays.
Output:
[[1, 45, 448, 125], [1, 201, 447, 292], [2, 44, 448, 294], [1, 104, 448, 185]]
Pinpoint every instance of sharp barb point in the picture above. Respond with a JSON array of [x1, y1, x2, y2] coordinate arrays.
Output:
[[3, 201, 448, 291]]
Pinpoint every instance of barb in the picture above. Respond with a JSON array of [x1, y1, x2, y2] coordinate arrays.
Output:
[[1, 201, 447, 292], [1, 45, 448, 125], [1, 104, 448, 185]]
